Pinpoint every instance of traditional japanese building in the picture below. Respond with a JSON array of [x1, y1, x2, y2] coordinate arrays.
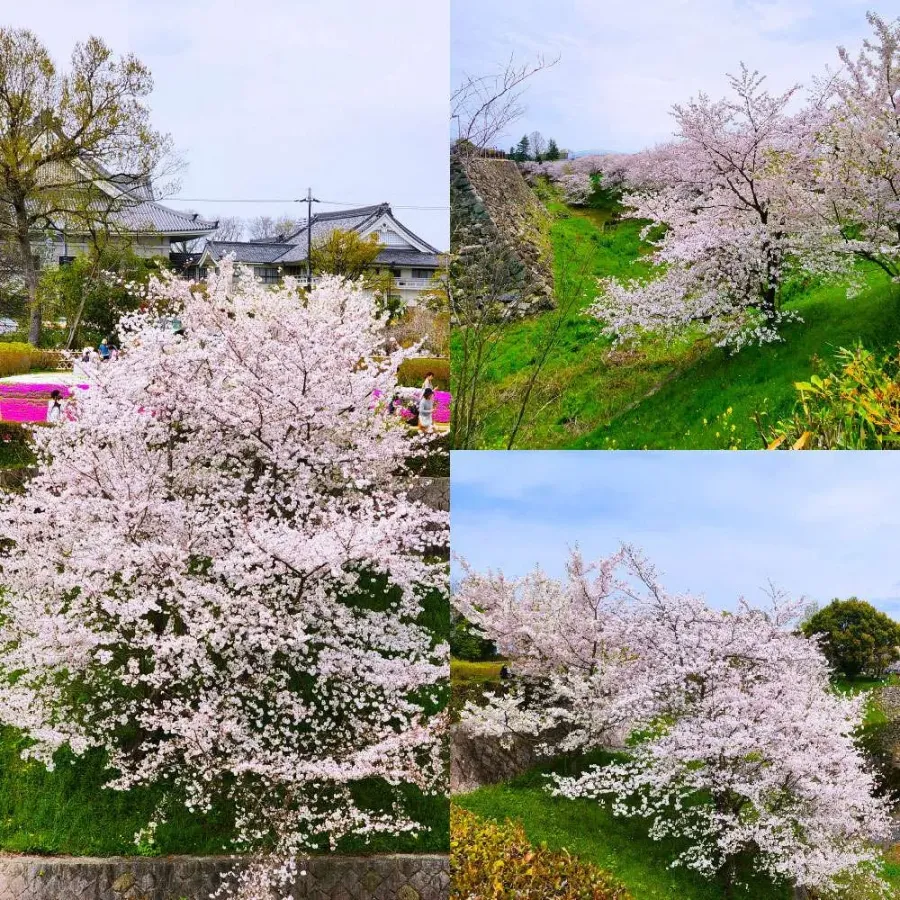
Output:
[[196, 203, 442, 306]]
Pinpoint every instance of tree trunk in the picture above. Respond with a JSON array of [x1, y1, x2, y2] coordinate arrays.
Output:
[[760, 283, 778, 324], [13, 205, 40, 346]]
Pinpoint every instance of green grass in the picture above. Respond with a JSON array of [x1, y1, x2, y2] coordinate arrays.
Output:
[[458, 185, 900, 449], [0, 577, 450, 857], [585, 270, 900, 449], [455, 750, 900, 898], [450, 659, 503, 685], [0, 725, 448, 857], [0, 728, 232, 856], [454, 752, 792, 900]]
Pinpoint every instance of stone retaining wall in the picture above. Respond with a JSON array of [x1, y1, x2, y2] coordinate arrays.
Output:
[[450, 152, 555, 318], [0, 854, 449, 900], [450, 723, 540, 794]]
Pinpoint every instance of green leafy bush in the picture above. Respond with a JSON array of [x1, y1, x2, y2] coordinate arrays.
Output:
[[802, 599, 900, 679], [759, 345, 900, 449], [0, 342, 30, 377], [398, 356, 449, 390], [450, 806, 631, 899], [39, 248, 166, 348], [450, 613, 496, 661]]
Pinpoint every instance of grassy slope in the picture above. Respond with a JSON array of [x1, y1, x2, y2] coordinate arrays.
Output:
[[454, 752, 792, 900], [463, 201, 704, 449], [584, 270, 900, 449], [466, 185, 900, 450], [453, 678, 900, 897]]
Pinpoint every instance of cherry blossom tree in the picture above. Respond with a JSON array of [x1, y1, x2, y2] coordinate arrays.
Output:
[[0, 262, 449, 897], [453, 545, 892, 896], [520, 153, 635, 202], [814, 13, 900, 282], [589, 67, 848, 349]]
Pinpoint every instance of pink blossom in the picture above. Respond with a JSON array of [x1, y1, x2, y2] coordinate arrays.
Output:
[[454, 545, 892, 895], [0, 262, 449, 896]]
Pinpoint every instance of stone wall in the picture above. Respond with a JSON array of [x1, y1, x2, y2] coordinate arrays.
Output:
[[450, 153, 555, 318], [406, 476, 449, 512], [0, 853, 449, 900], [450, 723, 541, 794]]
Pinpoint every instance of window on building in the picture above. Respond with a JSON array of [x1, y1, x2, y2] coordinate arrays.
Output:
[[256, 267, 281, 284], [59, 256, 76, 267], [390, 268, 402, 279], [412, 269, 432, 280]]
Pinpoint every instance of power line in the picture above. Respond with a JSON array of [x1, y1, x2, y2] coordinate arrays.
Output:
[[167, 197, 449, 211]]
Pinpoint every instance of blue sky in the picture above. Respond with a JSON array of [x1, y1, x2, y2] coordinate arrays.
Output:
[[451, 452, 900, 618], [7, 0, 449, 248], [451, 0, 878, 154]]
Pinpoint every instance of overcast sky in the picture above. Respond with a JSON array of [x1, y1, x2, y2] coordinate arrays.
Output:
[[3, 0, 449, 248], [452, 452, 900, 618], [451, 0, 880, 154]]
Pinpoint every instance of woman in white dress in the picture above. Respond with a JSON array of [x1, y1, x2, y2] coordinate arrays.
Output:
[[46, 389, 63, 424], [418, 388, 435, 434]]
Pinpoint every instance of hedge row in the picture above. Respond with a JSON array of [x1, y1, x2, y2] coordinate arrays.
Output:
[[0, 343, 68, 378], [398, 357, 449, 391], [450, 806, 631, 899]]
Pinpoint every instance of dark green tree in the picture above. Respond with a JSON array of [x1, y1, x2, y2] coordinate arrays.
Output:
[[545, 138, 561, 160], [515, 134, 531, 161], [802, 598, 900, 679], [38, 246, 164, 349], [450, 612, 496, 661]]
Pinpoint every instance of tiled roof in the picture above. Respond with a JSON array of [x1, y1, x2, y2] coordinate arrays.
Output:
[[205, 204, 440, 268], [274, 205, 389, 263], [375, 249, 442, 268], [205, 241, 291, 264], [111, 200, 218, 235]]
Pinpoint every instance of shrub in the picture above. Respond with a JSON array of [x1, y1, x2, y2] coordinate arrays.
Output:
[[0, 422, 31, 473], [450, 613, 496, 661], [0, 343, 67, 378], [759, 345, 900, 449], [450, 806, 631, 899], [398, 357, 449, 390], [0, 342, 32, 378]]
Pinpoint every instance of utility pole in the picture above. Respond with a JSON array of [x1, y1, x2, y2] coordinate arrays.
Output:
[[296, 188, 319, 290]]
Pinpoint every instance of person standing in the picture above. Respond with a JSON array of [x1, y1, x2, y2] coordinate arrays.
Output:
[[98, 338, 111, 361], [46, 389, 63, 424], [418, 388, 435, 434]]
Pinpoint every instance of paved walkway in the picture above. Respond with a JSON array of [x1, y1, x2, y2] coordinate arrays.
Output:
[[0, 370, 84, 384]]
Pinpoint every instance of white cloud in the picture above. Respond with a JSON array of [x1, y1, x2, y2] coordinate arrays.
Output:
[[451, 0, 877, 152], [451, 452, 900, 614]]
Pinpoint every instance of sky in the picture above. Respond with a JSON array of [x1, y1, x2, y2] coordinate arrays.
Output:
[[451, 0, 880, 154], [3, 0, 449, 248], [451, 451, 900, 618]]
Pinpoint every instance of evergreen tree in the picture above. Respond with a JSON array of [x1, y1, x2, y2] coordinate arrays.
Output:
[[546, 138, 561, 160], [515, 134, 531, 161]]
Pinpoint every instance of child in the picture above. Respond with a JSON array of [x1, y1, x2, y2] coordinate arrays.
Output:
[[418, 388, 435, 434], [46, 389, 63, 424]]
